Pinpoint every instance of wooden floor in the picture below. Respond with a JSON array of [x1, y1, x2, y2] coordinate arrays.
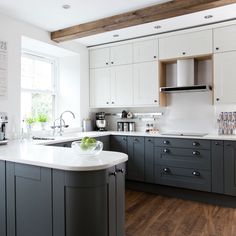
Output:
[[125, 190, 236, 236]]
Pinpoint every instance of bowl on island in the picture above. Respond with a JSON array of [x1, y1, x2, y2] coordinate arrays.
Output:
[[71, 137, 103, 157]]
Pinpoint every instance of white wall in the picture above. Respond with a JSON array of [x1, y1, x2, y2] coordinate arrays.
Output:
[[0, 13, 89, 138]]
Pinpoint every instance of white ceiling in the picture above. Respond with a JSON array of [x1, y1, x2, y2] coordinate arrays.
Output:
[[0, 0, 236, 46]]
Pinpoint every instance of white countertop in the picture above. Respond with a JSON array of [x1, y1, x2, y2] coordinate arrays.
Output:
[[0, 140, 128, 171]]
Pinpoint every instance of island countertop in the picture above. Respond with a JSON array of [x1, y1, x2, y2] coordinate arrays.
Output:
[[0, 140, 128, 171]]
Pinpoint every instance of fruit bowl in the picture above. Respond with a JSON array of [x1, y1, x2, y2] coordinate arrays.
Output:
[[71, 138, 103, 157]]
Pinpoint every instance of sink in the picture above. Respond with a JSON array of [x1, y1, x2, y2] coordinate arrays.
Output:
[[160, 132, 208, 137]]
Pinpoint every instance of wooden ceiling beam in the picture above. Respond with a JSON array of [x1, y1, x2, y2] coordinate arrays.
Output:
[[51, 0, 236, 42]]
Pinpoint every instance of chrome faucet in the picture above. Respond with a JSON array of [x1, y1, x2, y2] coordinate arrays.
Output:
[[59, 110, 75, 136]]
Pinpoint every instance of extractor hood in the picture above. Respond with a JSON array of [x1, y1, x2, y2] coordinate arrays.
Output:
[[160, 85, 212, 93], [160, 59, 212, 93]]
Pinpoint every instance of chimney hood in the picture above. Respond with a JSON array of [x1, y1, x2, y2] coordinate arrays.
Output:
[[160, 59, 212, 93]]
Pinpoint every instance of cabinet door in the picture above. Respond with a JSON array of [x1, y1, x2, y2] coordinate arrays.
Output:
[[127, 136, 145, 181], [159, 29, 212, 60], [110, 65, 133, 106], [214, 24, 236, 53], [133, 61, 159, 105], [110, 135, 128, 154], [145, 138, 155, 183], [224, 141, 236, 196], [110, 44, 132, 66], [90, 47, 110, 68], [0, 161, 6, 236], [214, 52, 236, 104], [133, 39, 158, 63], [90, 68, 111, 107], [211, 140, 224, 194], [6, 163, 52, 236]]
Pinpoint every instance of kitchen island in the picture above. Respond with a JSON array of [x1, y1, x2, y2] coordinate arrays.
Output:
[[0, 140, 128, 236]]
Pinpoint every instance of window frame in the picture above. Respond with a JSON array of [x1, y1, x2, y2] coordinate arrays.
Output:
[[21, 50, 59, 122]]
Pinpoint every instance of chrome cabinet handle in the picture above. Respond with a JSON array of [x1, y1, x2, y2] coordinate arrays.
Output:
[[192, 151, 200, 156], [116, 168, 125, 173], [192, 171, 200, 177], [163, 149, 169, 153], [163, 168, 170, 173], [192, 141, 199, 146], [109, 171, 117, 176], [163, 140, 169, 145]]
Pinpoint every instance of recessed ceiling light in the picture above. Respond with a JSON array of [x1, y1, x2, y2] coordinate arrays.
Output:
[[62, 4, 71, 9], [113, 34, 119, 38], [204, 15, 213, 19], [154, 25, 162, 29]]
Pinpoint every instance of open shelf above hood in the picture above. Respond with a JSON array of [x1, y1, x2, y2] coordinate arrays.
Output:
[[160, 85, 212, 93]]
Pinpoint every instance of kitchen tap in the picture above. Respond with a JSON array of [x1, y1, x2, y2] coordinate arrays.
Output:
[[59, 110, 75, 136]]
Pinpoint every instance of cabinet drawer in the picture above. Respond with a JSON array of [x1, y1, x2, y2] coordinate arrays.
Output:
[[154, 138, 210, 150], [155, 147, 211, 170], [155, 165, 211, 192]]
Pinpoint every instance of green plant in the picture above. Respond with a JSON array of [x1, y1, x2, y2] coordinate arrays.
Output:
[[25, 117, 36, 125], [37, 113, 48, 123]]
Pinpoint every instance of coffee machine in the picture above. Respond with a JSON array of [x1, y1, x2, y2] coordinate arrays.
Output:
[[95, 112, 107, 131], [0, 112, 8, 144]]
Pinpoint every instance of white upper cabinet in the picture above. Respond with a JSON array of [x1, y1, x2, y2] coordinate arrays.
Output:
[[214, 51, 236, 104], [110, 44, 133, 66], [214, 24, 236, 53], [110, 65, 133, 106], [90, 68, 111, 107], [133, 61, 158, 105], [159, 29, 213, 60], [133, 39, 158, 63], [90, 48, 110, 68]]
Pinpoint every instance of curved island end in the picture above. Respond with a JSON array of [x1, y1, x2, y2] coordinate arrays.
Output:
[[0, 141, 128, 236]]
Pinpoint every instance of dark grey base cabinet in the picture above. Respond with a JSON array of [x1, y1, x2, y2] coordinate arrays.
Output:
[[3, 162, 125, 236], [0, 161, 6, 236]]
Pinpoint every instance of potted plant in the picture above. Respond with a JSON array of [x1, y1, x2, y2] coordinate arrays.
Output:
[[25, 117, 36, 135], [37, 113, 48, 130]]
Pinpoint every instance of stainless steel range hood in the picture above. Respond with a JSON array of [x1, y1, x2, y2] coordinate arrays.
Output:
[[160, 59, 212, 93], [160, 85, 212, 93]]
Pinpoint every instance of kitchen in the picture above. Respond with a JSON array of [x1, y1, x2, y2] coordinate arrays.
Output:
[[1, 0, 236, 235]]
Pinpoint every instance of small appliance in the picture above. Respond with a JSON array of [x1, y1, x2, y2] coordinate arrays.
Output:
[[96, 112, 107, 131], [0, 112, 8, 145]]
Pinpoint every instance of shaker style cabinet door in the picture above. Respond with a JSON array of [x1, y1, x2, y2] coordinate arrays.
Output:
[[110, 43, 133, 66], [133, 39, 158, 63], [90, 68, 111, 107], [159, 29, 212, 60], [133, 61, 159, 105], [214, 24, 236, 53], [110, 65, 133, 106], [89, 47, 110, 68], [0, 161, 6, 236], [214, 51, 236, 104]]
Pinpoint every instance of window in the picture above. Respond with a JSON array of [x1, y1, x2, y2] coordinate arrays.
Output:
[[21, 52, 57, 123]]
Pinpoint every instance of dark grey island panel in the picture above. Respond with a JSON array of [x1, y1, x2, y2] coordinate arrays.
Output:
[[2, 161, 125, 236], [0, 161, 6, 236]]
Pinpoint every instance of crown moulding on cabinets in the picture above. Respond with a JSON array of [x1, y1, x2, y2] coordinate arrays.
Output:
[[51, 0, 236, 43]]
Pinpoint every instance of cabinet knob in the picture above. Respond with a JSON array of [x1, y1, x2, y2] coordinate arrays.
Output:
[[111, 61, 114, 64], [215, 142, 220, 146], [116, 168, 125, 173], [163, 149, 169, 153], [148, 139, 152, 142], [216, 47, 219, 51], [111, 101, 114, 104], [192, 141, 199, 146], [163, 168, 170, 173], [134, 138, 139, 142], [182, 52, 186, 55], [109, 171, 117, 176], [192, 151, 200, 156], [192, 171, 200, 177], [163, 140, 169, 145], [106, 62, 109, 65], [122, 137, 127, 141], [216, 98, 220, 101], [154, 56, 157, 59], [106, 102, 109, 104], [154, 100, 157, 103]]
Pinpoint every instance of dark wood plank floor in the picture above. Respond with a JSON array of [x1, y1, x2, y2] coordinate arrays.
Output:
[[125, 190, 236, 236]]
